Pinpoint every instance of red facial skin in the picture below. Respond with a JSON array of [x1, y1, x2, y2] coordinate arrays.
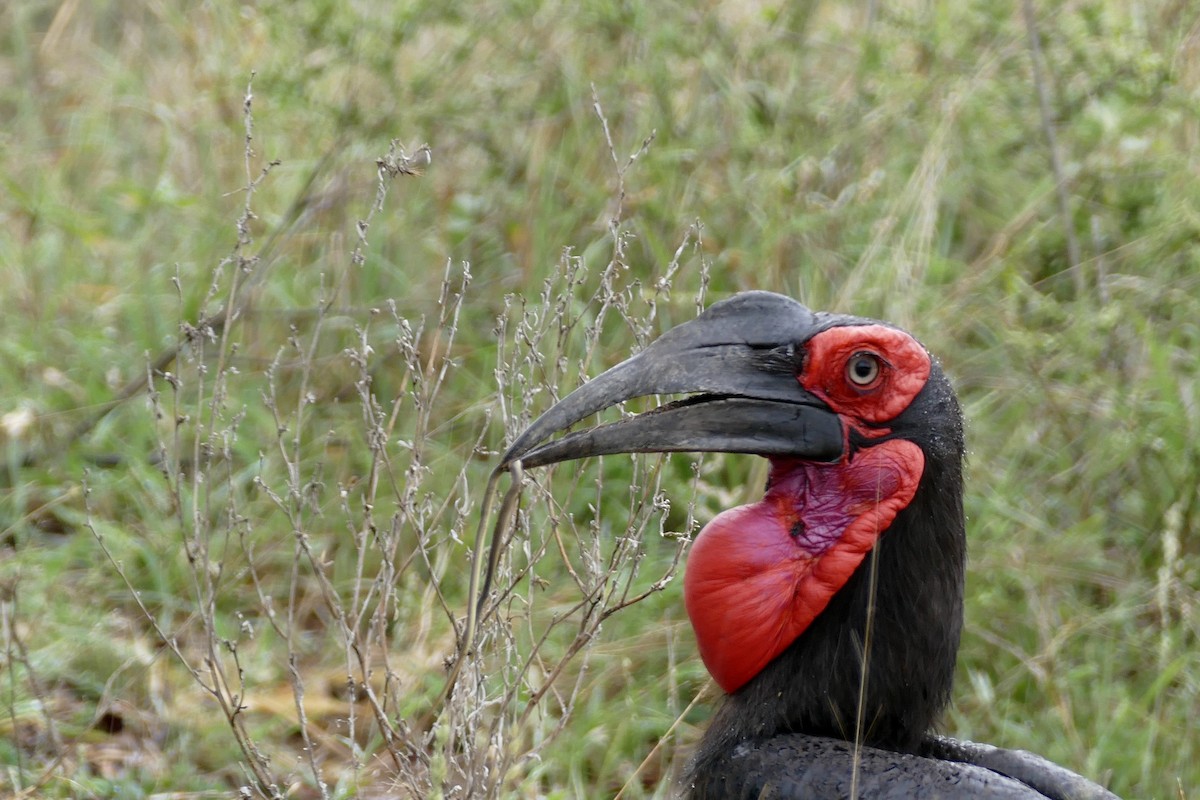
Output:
[[683, 325, 932, 693]]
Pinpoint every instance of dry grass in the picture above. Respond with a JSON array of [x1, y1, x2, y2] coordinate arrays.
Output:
[[2, 1, 1199, 798]]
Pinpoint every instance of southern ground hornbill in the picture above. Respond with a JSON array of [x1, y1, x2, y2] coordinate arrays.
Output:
[[499, 292, 1120, 799]]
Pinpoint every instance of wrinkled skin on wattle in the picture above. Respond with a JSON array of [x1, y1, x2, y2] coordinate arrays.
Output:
[[684, 440, 925, 695]]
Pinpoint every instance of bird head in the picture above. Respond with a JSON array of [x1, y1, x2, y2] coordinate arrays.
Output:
[[503, 291, 965, 745]]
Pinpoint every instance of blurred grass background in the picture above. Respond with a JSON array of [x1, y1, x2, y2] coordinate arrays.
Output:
[[2, 0, 1198, 797]]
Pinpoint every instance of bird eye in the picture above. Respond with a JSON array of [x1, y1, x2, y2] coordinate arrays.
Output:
[[846, 352, 882, 387]]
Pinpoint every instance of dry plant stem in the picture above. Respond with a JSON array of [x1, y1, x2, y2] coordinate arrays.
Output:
[[343, 321, 409, 747], [413, 409, 493, 625], [86, 474, 265, 775], [33, 79, 337, 471], [514, 594, 602, 718], [478, 462, 528, 619], [176, 77, 282, 799], [850, 543, 882, 800], [275, 283, 332, 800], [255, 140, 436, 789], [301, 261, 474, 793], [259, 360, 408, 778], [407, 261, 475, 597], [469, 110, 706, 795], [439, 460, 524, 711], [592, 84, 657, 237], [1, 594, 26, 787], [614, 681, 715, 800], [1, 579, 65, 772], [149, 353, 282, 795], [436, 99, 696, 796], [1021, 0, 1083, 295], [120, 82, 437, 800]]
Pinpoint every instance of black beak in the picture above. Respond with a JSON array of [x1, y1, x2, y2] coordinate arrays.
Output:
[[502, 292, 845, 469]]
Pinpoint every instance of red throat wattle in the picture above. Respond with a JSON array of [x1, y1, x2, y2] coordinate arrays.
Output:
[[682, 442, 925, 693], [682, 322, 933, 694]]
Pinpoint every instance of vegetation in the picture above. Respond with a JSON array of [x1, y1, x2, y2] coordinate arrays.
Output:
[[2, 1, 1197, 797]]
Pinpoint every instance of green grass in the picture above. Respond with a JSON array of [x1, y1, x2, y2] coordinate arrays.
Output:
[[2, 1, 1198, 797]]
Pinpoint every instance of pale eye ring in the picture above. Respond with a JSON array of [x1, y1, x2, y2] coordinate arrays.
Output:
[[846, 352, 882, 386]]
